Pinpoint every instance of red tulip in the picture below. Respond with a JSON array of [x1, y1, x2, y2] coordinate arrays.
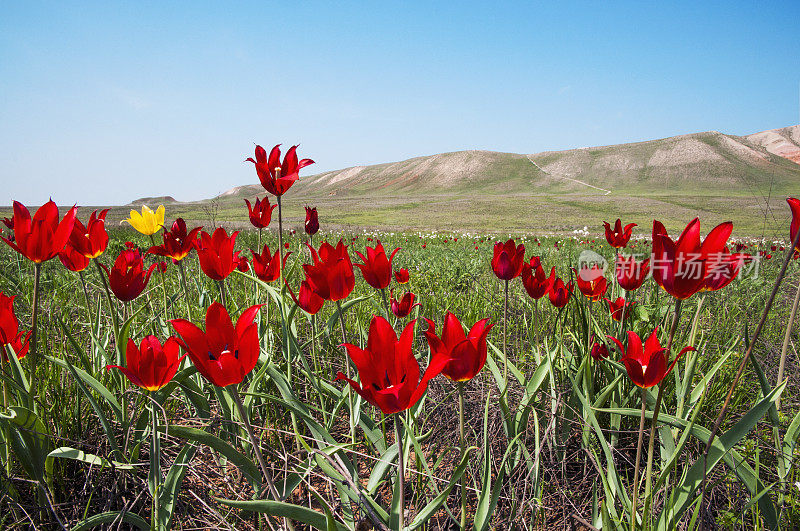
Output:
[[789, 198, 800, 251], [390, 289, 420, 318], [251, 245, 290, 283], [196, 228, 240, 281], [236, 254, 250, 272], [287, 278, 324, 315], [423, 313, 493, 382], [355, 240, 400, 290], [615, 255, 650, 291], [305, 206, 319, 236], [521, 257, 556, 299], [394, 268, 410, 284], [549, 278, 573, 308], [604, 219, 636, 248], [651, 218, 733, 300], [590, 341, 609, 361], [1, 217, 12, 230], [106, 336, 185, 391], [246, 144, 314, 197], [68, 209, 109, 259], [1, 200, 77, 263], [245, 197, 276, 229], [574, 265, 608, 301], [58, 243, 91, 272], [608, 329, 694, 388], [337, 316, 448, 415], [605, 297, 634, 322], [148, 218, 202, 262], [0, 292, 30, 361], [101, 246, 157, 301], [303, 240, 355, 301], [491, 238, 525, 280], [171, 302, 262, 387]]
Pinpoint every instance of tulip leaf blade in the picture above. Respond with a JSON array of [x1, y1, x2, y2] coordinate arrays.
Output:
[[71, 510, 150, 531], [214, 498, 349, 530], [407, 445, 477, 530], [158, 442, 199, 530], [167, 425, 261, 490]]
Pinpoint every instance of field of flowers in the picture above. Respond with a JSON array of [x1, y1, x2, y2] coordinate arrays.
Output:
[[1, 144, 800, 530]]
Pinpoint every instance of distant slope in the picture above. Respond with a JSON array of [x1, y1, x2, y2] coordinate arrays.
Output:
[[744, 125, 800, 164], [217, 126, 800, 202]]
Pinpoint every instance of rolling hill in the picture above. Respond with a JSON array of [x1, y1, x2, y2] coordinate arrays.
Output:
[[175, 125, 798, 237], [79, 125, 800, 237]]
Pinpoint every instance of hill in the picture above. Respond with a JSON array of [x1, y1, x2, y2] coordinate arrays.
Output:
[[189, 126, 798, 237]]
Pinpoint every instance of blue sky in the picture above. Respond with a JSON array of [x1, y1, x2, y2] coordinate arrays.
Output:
[[1, 1, 798, 205]]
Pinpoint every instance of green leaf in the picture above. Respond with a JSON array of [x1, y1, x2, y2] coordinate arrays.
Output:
[[50, 354, 126, 462], [407, 446, 478, 530], [158, 443, 198, 530], [168, 425, 261, 490], [46, 355, 123, 421], [71, 510, 150, 530], [46, 446, 134, 474], [215, 499, 349, 531], [0, 406, 50, 484]]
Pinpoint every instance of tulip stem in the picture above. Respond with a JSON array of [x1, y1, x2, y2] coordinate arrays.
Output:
[[177, 260, 193, 321], [701, 228, 800, 517], [310, 314, 327, 425], [503, 279, 509, 389], [28, 263, 41, 400], [229, 385, 295, 531], [776, 277, 800, 411], [149, 396, 161, 528], [229, 385, 280, 499], [336, 300, 356, 445], [380, 288, 391, 320], [458, 382, 468, 529], [276, 195, 284, 285], [395, 414, 405, 531], [630, 386, 647, 530], [642, 297, 682, 527], [254, 228, 262, 303], [93, 258, 120, 340], [1, 346, 10, 475], [79, 270, 93, 328], [150, 234, 169, 319], [217, 279, 228, 309]]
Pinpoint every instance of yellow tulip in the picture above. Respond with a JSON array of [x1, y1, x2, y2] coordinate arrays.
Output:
[[124, 205, 165, 235]]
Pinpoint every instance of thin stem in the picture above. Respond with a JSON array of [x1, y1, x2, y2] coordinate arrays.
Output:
[[277, 195, 284, 285], [336, 300, 356, 445], [229, 385, 295, 531], [458, 382, 467, 529], [28, 263, 41, 399], [1, 346, 10, 475], [93, 258, 120, 335], [310, 314, 327, 425], [642, 297, 683, 526], [150, 396, 161, 527], [254, 228, 262, 302], [177, 260, 193, 321], [776, 277, 800, 410], [503, 279, 509, 387], [395, 415, 405, 531], [150, 234, 169, 318], [217, 279, 228, 309], [701, 228, 800, 514], [79, 270, 93, 326], [229, 385, 280, 499], [380, 287, 391, 319], [630, 387, 647, 530]]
